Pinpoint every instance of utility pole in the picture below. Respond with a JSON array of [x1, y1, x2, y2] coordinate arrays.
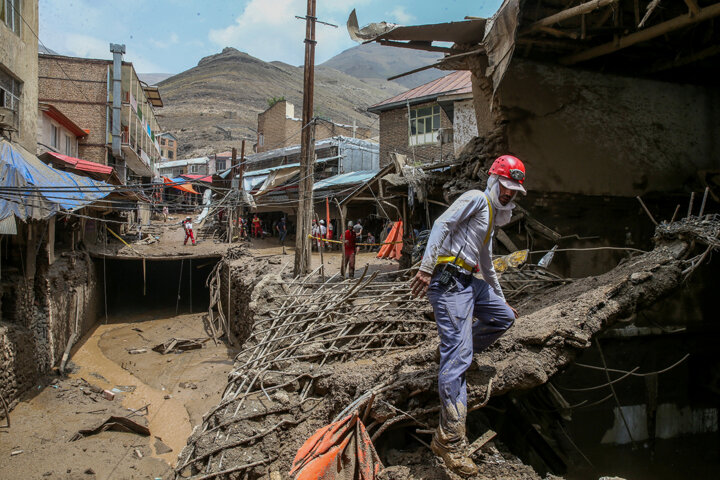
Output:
[[294, 0, 318, 276], [293, 2, 337, 276]]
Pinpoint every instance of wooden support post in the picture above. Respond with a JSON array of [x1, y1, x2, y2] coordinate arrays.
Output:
[[294, 1, 317, 277], [189, 258, 192, 314], [143, 257, 146, 296], [337, 199, 346, 277]]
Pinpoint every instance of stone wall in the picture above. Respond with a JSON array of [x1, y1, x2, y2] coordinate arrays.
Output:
[[0, 226, 100, 406]]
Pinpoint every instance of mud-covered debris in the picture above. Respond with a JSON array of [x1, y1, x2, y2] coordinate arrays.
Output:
[[152, 338, 207, 355], [69, 416, 150, 441]]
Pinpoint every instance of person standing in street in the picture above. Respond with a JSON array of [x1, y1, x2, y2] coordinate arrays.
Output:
[[276, 217, 287, 246], [252, 214, 262, 239], [410, 155, 526, 477], [343, 221, 357, 278], [162, 205, 169, 222], [183, 216, 196, 246]]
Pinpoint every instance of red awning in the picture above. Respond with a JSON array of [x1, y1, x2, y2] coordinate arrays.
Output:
[[45, 151, 113, 175], [180, 174, 213, 183], [162, 176, 199, 195]]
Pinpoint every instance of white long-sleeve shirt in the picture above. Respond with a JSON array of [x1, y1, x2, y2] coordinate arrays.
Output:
[[419, 189, 504, 299]]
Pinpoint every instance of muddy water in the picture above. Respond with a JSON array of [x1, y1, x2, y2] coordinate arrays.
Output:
[[69, 322, 192, 465]]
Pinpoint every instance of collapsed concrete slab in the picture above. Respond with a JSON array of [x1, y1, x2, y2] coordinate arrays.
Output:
[[175, 216, 717, 479]]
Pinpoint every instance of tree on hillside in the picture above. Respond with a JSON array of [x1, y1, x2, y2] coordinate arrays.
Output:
[[267, 96, 285, 108]]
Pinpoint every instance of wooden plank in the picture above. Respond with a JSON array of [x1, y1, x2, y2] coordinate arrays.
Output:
[[467, 429, 497, 455], [379, 40, 454, 53], [496, 228, 520, 252], [561, 2, 720, 64], [525, 0, 619, 32]]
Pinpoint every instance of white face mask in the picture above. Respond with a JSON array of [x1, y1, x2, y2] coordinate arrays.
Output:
[[485, 175, 516, 227]]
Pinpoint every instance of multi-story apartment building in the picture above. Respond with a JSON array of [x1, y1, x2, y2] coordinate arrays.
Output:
[[158, 132, 178, 161], [38, 45, 164, 182], [0, 0, 38, 153]]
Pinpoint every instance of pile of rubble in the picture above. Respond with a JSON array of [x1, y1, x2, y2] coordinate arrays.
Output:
[[175, 216, 718, 479]]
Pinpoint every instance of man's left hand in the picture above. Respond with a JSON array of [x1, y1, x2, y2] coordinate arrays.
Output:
[[506, 302, 519, 319]]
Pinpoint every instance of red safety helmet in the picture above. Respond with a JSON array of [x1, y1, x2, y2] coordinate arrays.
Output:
[[489, 155, 526, 184]]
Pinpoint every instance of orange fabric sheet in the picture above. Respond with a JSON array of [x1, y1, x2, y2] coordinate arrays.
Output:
[[290, 412, 382, 480], [376, 221, 402, 260], [162, 176, 199, 194]]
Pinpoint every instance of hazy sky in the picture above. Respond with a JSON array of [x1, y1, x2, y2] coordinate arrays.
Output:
[[39, 0, 503, 73]]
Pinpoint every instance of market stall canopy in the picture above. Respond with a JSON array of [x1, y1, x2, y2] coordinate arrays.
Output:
[[180, 174, 213, 183], [0, 139, 113, 223], [162, 176, 199, 194], [38, 151, 122, 184]]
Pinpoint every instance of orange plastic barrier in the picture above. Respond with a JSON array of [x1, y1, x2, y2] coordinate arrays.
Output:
[[376, 221, 403, 260], [290, 412, 382, 480]]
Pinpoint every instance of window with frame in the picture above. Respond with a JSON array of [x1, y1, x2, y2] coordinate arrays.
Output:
[[0, 69, 21, 115], [0, 0, 21, 35], [409, 105, 440, 146], [216, 159, 226, 171], [160, 138, 166, 146], [64, 134, 73, 156], [189, 164, 205, 174], [168, 150, 174, 159], [50, 124, 59, 149]]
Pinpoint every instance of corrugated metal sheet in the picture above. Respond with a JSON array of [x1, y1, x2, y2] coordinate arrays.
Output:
[[351, 16, 486, 44], [313, 170, 379, 190], [0, 215, 17, 235], [369, 71, 472, 111]]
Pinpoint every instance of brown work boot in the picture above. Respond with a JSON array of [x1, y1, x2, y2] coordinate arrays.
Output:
[[431, 433, 479, 477]]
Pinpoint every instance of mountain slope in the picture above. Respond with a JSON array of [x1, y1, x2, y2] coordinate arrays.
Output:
[[320, 43, 445, 89], [157, 47, 406, 157]]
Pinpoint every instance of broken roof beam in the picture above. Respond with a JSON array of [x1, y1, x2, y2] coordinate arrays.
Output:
[[386, 47, 484, 81], [561, 1, 720, 64], [378, 40, 455, 54], [523, 0, 620, 33]]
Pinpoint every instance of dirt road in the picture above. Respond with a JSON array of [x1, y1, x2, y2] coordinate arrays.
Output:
[[0, 312, 236, 479]]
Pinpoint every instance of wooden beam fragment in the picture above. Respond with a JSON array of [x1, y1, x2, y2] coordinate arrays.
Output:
[[560, 2, 720, 64], [378, 40, 455, 54], [524, 0, 619, 33]]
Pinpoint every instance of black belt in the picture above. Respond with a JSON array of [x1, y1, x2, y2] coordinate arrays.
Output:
[[432, 263, 473, 285]]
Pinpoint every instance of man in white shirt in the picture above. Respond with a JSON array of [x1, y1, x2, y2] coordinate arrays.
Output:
[[410, 155, 526, 476], [183, 216, 196, 246]]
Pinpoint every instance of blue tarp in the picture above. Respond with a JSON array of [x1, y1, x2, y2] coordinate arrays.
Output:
[[0, 140, 113, 221], [313, 170, 379, 190]]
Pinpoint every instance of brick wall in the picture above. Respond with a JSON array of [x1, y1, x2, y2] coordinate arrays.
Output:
[[377, 100, 453, 167], [257, 100, 296, 153], [38, 55, 109, 165], [258, 100, 374, 153]]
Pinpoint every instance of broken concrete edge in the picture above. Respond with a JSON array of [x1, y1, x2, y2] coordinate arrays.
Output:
[[173, 218, 714, 479]]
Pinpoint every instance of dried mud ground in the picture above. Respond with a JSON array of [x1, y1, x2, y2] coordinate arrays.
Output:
[[0, 311, 237, 480]]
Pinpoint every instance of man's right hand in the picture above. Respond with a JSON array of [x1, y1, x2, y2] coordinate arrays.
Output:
[[410, 270, 432, 298]]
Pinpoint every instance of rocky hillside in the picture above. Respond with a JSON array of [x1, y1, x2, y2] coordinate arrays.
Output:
[[157, 47, 407, 157], [320, 43, 444, 89]]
